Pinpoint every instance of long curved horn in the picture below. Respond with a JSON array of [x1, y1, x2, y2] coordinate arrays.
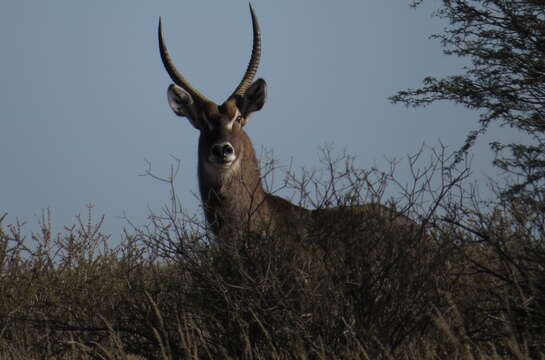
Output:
[[230, 4, 261, 98], [158, 17, 211, 104]]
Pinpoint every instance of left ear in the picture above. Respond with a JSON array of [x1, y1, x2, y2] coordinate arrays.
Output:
[[238, 79, 267, 126]]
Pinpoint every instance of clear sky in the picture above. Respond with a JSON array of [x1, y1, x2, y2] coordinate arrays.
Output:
[[0, 1, 514, 238]]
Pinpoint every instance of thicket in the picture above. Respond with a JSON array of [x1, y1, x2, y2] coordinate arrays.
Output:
[[1, 146, 544, 359]]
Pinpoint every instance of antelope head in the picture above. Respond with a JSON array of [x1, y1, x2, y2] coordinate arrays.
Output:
[[159, 4, 266, 188], [158, 5, 420, 237]]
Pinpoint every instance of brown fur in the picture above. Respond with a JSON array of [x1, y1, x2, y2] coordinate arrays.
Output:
[[164, 86, 419, 238], [196, 111, 309, 236], [192, 102, 415, 238]]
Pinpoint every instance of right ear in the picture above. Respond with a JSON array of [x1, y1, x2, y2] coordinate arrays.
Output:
[[167, 84, 201, 130], [238, 79, 267, 124]]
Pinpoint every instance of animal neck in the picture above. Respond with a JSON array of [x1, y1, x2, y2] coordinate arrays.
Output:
[[198, 140, 268, 235]]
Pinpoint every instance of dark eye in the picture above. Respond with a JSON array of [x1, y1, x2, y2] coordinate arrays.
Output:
[[236, 115, 243, 123]]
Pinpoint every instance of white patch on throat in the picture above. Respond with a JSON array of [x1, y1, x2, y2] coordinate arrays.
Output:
[[202, 156, 241, 186]]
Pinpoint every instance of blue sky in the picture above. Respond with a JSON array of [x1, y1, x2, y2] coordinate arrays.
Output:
[[0, 1, 514, 238]]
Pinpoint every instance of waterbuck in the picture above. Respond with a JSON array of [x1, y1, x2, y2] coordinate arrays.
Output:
[[159, 5, 415, 237]]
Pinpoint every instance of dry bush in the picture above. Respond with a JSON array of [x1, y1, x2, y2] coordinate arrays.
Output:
[[0, 146, 544, 359]]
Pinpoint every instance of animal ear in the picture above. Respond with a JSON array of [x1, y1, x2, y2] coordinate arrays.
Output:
[[239, 79, 267, 124], [167, 84, 201, 130]]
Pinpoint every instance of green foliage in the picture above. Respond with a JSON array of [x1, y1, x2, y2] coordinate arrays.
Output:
[[391, 0, 545, 202]]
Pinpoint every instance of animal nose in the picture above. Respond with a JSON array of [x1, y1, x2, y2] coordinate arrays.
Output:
[[212, 142, 234, 159]]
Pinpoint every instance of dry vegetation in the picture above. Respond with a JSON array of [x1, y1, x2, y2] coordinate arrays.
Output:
[[1, 147, 544, 359]]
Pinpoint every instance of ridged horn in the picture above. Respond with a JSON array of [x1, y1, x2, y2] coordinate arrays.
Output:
[[230, 3, 262, 99], [158, 17, 211, 104]]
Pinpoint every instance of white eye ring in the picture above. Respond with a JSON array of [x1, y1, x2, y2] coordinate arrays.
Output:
[[236, 115, 243, 123]]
